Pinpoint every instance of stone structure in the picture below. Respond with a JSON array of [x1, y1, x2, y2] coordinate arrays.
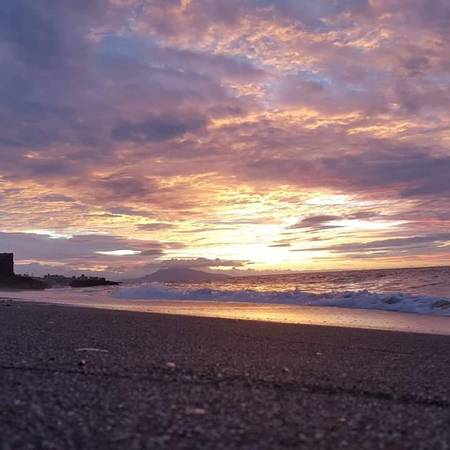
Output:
[[0, 253, 14, 279]]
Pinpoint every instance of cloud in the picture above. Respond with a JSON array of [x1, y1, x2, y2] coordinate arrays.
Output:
[[0, 231, 170, 260], [0, 0, 449, 272], [137, 223, 175, 231], [93, 174, 158, 201], [288, 215, 342, 229], [108, 207, 155, 218], [112, 115, 207, 142], [0, 232, 195, 278], [293, 233, 450, 254], [144, 257, 248, 269], [243, 148, 450, 198]]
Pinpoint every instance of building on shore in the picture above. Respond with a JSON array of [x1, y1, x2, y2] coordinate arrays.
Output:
[[0, 253, 14, 279], [0, 253, 46, 289]]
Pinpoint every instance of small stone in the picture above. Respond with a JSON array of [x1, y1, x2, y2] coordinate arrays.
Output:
[[78, 359, 87, 366], [282, 367, 290, 373], [186, 407, 206, 416], [76, 348, 108, 353], [166, 362, 176, 369]]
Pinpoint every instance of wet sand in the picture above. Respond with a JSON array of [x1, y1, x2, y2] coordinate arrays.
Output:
[[2, 288, 450, 335], [1, 300, 449, 449]]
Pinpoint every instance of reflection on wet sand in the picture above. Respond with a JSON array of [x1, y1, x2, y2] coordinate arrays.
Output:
[[3, 289, 450, 336]]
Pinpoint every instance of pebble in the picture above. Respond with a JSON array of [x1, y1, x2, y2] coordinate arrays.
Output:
[[186, 407, 206, 416], [75, 348, 108, 353]]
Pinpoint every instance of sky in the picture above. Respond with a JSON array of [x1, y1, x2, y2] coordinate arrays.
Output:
[[0, 0, 449, 278]]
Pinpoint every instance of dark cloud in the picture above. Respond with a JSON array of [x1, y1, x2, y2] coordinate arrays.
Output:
[[94, 174, 156, 201], [347, 211, 381, 220], [276, 71, 388, 115], [137, 223, 175, 231], [293, 233, 450, 254], [244, 148, 450, 198], [144, 257, 248, 269], [286, 211, 382, 233], [0, 0, 104, 69], [288, 215, 342, 229], [112, 115, 207, 142]]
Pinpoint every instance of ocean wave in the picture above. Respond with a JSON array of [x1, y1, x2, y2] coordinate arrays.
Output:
[[115, 283, 450, 316]]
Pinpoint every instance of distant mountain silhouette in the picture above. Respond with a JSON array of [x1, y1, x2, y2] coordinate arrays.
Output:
[[140, 268, 232, 283]]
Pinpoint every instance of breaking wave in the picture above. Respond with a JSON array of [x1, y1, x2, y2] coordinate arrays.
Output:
[[115, 283, 450, 316]]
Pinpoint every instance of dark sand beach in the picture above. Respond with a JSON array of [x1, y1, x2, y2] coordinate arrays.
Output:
[[1, 301, 449, 449]]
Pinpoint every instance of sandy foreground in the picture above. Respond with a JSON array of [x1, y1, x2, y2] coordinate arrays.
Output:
[[1, 300, 449, 449]]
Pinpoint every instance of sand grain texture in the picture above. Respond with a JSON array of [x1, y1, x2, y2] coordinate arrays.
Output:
[[1, 302, 449, 449]]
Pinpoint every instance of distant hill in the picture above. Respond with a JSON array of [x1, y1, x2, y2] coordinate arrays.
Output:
[[138, 268, 232, 283]]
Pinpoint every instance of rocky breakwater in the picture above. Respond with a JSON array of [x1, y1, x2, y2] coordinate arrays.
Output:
[[0, 253, 47, 290]]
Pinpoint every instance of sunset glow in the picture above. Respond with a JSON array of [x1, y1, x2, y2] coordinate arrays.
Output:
[[1, 0, 449, 278]]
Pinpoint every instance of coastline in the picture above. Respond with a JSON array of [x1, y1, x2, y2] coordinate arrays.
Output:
[[2, 291, 450, 336], [1, 301, 449, 449]]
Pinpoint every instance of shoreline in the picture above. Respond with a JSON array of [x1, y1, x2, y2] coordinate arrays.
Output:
[[1, 301, 449, 449], [2, 293, 450, 336]]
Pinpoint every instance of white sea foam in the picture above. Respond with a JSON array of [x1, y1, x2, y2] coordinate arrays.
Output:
[[115, 283, 450, 316]]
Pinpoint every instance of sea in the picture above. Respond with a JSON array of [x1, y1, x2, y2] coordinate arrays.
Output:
[[2, 267, 450, 323], [116, 266, 450, 316]]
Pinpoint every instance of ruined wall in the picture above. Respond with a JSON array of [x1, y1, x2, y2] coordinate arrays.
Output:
[[0, 253, 14, 279]]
